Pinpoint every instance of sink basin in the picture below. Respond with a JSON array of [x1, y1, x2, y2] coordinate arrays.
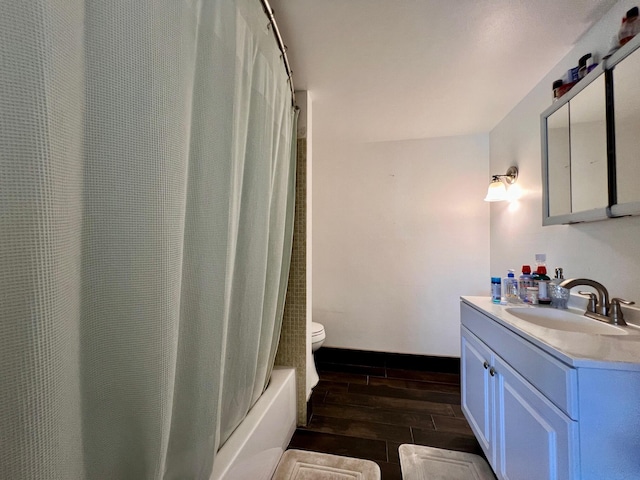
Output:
[[505, 307, 631, 335]]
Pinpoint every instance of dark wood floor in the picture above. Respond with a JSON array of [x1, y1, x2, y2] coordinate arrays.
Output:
[[286, 348, 490, 480]]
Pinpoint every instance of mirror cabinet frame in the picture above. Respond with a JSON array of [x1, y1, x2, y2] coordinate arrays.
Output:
[[541, 34, 640, 225]]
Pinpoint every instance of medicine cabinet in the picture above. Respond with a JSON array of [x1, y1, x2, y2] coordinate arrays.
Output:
[[541, 34, 640, 225]]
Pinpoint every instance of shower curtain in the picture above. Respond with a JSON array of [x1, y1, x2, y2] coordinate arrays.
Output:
[[0, 1, 297, 479]]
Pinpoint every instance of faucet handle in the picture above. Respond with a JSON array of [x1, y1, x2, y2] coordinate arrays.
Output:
[[578, 291, 598, 313], [609, 298, 635, 326], [611, 298, 635, 306]]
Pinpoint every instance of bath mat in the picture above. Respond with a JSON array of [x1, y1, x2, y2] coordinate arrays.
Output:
[[399, 444, 494, 480], [272, 449, 381, 479]]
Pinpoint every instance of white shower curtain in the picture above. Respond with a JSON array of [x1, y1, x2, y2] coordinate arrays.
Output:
[[0, 1, 297, 479]]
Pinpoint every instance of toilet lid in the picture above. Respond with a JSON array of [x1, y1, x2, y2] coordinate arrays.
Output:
[[311, 322, 325, 337]]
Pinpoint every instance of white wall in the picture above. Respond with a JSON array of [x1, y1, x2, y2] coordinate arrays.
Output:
[[490, 0, 640, 301], [313, 135, 489, 357]]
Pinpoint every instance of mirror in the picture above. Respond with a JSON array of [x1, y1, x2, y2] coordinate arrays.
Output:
[[613, 44, 640, 206], [542, 35, 640, 224], [568, 75, 608, 212], [546, 104, 571, 217], [541, 67, 609, 224]]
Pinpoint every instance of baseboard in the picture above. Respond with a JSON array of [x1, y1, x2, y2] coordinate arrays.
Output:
[[315, 347, 460, 374]]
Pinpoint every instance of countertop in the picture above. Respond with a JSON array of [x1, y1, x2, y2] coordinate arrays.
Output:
[[461, 296, 640, 371]]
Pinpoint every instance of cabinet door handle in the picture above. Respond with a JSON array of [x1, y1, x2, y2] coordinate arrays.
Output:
[[489, 367, 496, 377], [483, 361, 489, 369]]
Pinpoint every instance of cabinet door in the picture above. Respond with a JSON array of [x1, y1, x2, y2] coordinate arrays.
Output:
[[461, 328, 494, 465], [494, 356, 578, 480]]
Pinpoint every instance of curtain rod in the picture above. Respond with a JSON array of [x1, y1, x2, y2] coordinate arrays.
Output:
[[260, 0, 296, 107]]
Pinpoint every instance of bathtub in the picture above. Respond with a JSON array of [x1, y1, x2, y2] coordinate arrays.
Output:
[[209, 367, 297, 480]]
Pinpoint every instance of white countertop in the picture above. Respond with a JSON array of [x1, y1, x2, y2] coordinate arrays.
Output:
[[461, 296, 640, 371]]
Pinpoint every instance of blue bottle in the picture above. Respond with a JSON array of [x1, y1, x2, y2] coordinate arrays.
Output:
[[491, 277, 501, 304]]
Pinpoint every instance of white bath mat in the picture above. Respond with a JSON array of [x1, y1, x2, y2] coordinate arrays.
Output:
[[399, 444, 494, 480], [272, 449, 381, 479]]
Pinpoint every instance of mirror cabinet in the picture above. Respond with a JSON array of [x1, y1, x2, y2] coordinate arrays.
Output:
[[541, 34, 640, 225]]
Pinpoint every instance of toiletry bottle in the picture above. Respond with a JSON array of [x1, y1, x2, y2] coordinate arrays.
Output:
[[519, 265, 534, 301], [550, 267, 570, 309], [586, 54, 598, 74], [491, 277, 501, 304], [533, 254, 551, 304], [502, 269, 519, 305], [565, 66, 579, 84], [578, 54, 591, 80], [619, 7, 640, 46], [526, 286, 539, 305], [552, 79, 563, 102]]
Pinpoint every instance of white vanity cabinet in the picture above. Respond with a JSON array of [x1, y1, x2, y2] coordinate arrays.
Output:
[[460, 299, 640, 480], [462, 327, 577, 479]]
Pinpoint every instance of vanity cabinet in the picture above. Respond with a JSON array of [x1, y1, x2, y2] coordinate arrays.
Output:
[[461, 300, 640, 480], [461, 324, 576, 479]]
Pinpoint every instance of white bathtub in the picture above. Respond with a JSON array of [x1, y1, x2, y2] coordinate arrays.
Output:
[[209, 367, 297, 480]]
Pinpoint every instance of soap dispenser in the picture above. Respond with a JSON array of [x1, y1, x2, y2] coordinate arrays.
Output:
[[550, 267, 570, 309]]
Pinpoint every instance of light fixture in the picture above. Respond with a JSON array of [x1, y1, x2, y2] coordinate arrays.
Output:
[[484, 166, 518, 202]]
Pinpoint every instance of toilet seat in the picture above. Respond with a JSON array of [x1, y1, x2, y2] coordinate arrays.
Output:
[[311, 322, 325, 340]]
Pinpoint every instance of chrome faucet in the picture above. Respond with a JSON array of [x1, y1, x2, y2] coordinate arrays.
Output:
[[558, 278, 635, 326], [559, 278, 610, 316]]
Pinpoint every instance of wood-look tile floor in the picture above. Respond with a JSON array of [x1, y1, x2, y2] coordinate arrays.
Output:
[[286, 348, 491, 480]]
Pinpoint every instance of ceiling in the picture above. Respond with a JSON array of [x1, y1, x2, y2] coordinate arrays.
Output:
[[268, 0, 618, 143]]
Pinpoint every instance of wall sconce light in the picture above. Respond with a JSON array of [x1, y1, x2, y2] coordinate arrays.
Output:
[[484, 166, 518, 202]]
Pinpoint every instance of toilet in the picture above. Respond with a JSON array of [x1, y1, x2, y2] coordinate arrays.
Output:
[[310, 322, 326, 388], [311, 322, 326, 352]]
